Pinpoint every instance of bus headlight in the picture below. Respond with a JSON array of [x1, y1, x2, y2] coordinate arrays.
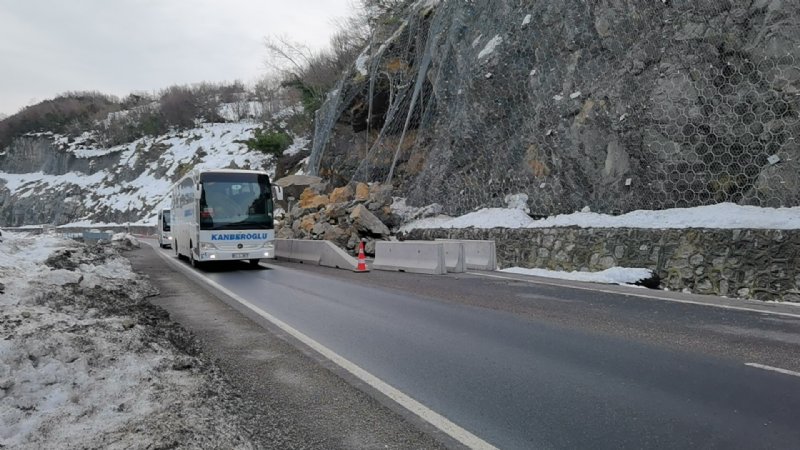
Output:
[[262, 241, 274, 249], [200, 242, 217, 250]]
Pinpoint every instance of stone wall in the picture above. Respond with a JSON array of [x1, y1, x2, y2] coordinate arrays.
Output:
[[402, 228, 800, 302]]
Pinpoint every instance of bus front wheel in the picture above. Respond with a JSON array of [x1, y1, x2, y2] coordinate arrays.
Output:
[[190, 244, 202, 269]]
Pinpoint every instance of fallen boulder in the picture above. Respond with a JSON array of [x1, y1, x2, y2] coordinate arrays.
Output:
[[350, 204, 390, 236]]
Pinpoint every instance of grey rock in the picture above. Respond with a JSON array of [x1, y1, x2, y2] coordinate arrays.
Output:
[[311, 222, 333, 236], [696, 279, 714, 294], [598, 256, 616, 269], [368, 184, 393, 207], [350, 204, 390, 236], [365, 240, 376, 256]]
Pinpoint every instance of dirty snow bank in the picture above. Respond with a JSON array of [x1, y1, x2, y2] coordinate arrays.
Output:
[[0, 232, 254, 449], [500, 266, 655, 286], [399, 207, 533, 232], [400, 203, 800, 231], [391, 197, 443, 224]]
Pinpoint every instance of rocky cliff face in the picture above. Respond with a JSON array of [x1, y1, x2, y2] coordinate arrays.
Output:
[[311, 0, 800, 215], [0, 134, 129, 225], [0, 124, 275, 226]]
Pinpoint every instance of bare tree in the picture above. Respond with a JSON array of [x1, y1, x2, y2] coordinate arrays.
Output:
[[160, 85, 199, 128], [259, 0, 404, 115], [228, 96, 251, 122], [191, 82, 224, 123], [253, 75, 283, 118], [263, 35, 316, 81]]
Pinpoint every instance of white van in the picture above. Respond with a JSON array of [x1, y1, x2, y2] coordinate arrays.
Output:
[[157, 208, 172, 248]]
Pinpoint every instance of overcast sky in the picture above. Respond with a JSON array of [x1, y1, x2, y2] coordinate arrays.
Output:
[[0, 0, 354, 116]]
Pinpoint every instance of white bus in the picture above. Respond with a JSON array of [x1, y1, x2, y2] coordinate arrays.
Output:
[[157, 208, 172, 248], [171, 169, 275, 267]]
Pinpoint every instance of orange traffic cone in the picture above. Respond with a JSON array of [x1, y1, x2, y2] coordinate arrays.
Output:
[[355, 240, 369, 272]]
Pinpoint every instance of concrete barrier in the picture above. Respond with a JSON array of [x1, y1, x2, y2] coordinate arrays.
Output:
[[404, 240, 465, 273], [436, 239, 497, 270], [320, 241, 358, 270], [275, 239, 293, 260], [276, 239, 321, 264], [373, 241, 447, 275], [275, 239, 358, 270], [291, 240, 323, 264], [441, 241, 466, 273]]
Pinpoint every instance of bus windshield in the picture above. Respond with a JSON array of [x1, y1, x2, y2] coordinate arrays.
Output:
[[199, 172, 273, 231], [162, 210, 171, 231]]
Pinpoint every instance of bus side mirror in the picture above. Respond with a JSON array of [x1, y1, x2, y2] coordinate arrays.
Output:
[[273, 186, 284, 201]]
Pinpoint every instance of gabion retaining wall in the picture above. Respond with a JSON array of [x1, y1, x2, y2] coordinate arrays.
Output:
[[402, 228, 800, 302]]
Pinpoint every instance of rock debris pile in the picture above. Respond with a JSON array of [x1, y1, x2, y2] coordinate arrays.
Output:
[[277, 182, 400, 255]]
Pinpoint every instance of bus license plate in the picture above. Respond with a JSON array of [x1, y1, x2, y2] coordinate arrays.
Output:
[[233, 253, 248, 258]]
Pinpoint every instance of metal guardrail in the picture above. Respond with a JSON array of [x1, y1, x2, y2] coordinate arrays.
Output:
[[82, 230, 114, 243]]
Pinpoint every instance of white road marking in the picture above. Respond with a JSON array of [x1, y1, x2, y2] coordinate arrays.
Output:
[[468, 272, 800, 320], [146, 242, 498, 450], [745, 363, 800, 378]]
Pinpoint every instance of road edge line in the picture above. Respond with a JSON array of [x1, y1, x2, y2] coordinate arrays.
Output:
[[144, 241, 498, 450], [468, 271, 800, 319], [745, 363, 800, 378]]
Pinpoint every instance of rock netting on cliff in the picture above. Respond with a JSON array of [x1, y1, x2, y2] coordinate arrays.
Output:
[[310, 0, 800, 216]]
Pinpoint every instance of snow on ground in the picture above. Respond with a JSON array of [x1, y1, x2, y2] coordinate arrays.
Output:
[[355, 50, 369, 76], [0, 232, 254, 448], [0, 171, 107, 194], [524, 203, 800, 230], [391, 197, 443, 223], [400, 202, 800, 231], [500, 266, 654, 286], [283, 136, 310, 157], [522, 14, 532, 26], [399, 207, 533, 232], [478, 35, 503, 59]]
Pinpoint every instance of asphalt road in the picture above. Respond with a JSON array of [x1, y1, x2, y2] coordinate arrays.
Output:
[[153, 244, 800, 449], [130, 244, 448, 449]]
